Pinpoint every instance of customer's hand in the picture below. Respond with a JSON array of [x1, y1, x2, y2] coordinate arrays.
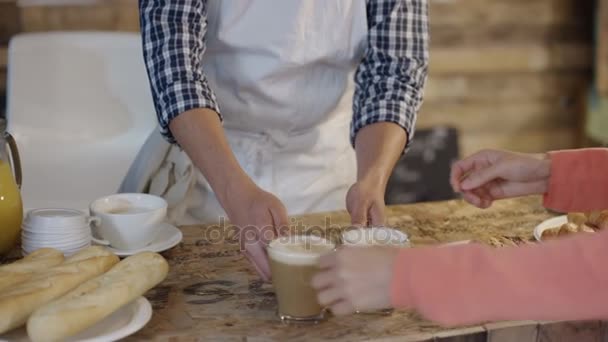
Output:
[[223, 182, 289, 282], [312, 246, 399, 315], [346, 178, 386, 226], [450, 149, 552, 208]]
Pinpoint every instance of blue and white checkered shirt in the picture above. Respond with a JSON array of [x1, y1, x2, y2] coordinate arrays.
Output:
[[140, 0, 429, 150]]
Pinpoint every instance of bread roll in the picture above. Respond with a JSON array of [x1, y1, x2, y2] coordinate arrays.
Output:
[[587, 211, 602, 227], [567, 212, 587, 226], [595, 210, 608, 230], [579, 224, 596, 233], [559, 222, 579, 235], [0, 248, 64, 292], [541, 227, 560, 239], [28, 252, 168, 342], [0, 247, 118, 334]]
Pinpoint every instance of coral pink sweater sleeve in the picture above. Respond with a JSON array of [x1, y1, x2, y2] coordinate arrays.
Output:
[[390, 148, 608, 326]]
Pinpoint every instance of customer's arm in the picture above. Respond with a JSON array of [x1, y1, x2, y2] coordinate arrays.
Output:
[[543, 148, 608, 212], [391, 228, 608, 325]]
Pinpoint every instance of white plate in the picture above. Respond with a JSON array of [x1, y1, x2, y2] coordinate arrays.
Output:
[[0, 297, 152, 342], [99, 223, 183, 257], [533, 215, 568, 242]]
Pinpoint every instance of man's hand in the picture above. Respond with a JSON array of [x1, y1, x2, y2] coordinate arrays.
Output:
[[346, 178, 386, 226], [450, 149, 552, 209], [350, 123, 408, 226], [170, 109, 288, 281], [312, 246, 399, 315], [224, 182, 289, 282]]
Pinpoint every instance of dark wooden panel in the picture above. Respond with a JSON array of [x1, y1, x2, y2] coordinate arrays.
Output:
[[538, 321, 603, 342], [434, 327, 487, 342], [597, 0, 608, 96], [0, 46, 7, 69], [485, 321, 538, 342], [0, 1, 20, 45], [0, 68, 6, 94]]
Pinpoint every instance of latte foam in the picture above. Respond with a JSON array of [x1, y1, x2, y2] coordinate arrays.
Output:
[[268, 235, 335, 265]]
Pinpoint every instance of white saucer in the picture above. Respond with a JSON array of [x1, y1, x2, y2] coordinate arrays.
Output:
[[0, 297, 152, 342], [533, 215, 567, 242], [98, 223, 183, 257]]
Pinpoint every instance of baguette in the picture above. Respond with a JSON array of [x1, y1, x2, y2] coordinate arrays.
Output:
[[28, 252, 169, 342], [0, 248, 64, 292], [0, 246, 119, 334], [61, 246, 114, 264]]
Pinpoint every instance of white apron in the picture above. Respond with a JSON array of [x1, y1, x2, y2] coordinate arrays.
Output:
[[122, 0, 368, 225]]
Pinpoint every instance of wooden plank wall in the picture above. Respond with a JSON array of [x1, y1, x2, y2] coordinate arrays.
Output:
[[419, 0, 594, 155], [0, 0, 595, 155], [597, 0, 608, 96]]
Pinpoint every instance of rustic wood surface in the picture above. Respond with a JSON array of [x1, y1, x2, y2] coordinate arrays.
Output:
[[1, 196, 604, 340], [429, 44, 591, 75], [115, 196, 604, 341], [597, 0, 608, 96], [0, 1, 20, 45], [0, 0, 594, 155], [423, 73, 588, 103]]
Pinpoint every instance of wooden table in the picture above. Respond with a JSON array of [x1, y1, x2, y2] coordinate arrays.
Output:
[[1, 196, 601, 341], [123, 196, 606, 341]]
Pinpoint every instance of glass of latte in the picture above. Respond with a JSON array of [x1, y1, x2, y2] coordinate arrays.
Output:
[[341, 226, 410, 315], [268, 234, 335, 323]]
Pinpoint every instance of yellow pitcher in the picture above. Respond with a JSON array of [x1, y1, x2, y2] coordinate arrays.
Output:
[[0, 123, 22, 257]]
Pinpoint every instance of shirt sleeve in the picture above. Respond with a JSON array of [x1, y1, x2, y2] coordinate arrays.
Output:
[[352, 0, 429, 151], [390, 229, 608, 326], [139, 0, 221, 144], [543, 148, 608, 212]]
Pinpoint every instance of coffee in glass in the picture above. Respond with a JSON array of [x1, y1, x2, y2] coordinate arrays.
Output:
[[268, 234, 335, 323]]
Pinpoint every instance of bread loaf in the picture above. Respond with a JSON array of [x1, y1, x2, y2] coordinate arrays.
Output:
[[595, 210, 608, 230], [61, 246, 115, 263], [567, 212, 587, 226], [0, 246, 118, 334], [541, 227, 560, 239], [27, 252, 169, 342], [579, 224, 596, 233], [558, 223, 578, 235], [0, 248, 64, 292]]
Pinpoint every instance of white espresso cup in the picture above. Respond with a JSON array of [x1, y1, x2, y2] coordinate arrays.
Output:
[[341, 226, 410, 248], [89, 193, 167, 250], [341, 226, 409, 315], [22, 208, 95, 256]]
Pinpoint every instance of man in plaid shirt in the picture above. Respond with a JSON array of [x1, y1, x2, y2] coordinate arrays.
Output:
[[139, 0, 428, 280]]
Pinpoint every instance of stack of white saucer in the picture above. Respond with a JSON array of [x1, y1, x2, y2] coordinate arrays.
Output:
[[21, 208, 92, 256]]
